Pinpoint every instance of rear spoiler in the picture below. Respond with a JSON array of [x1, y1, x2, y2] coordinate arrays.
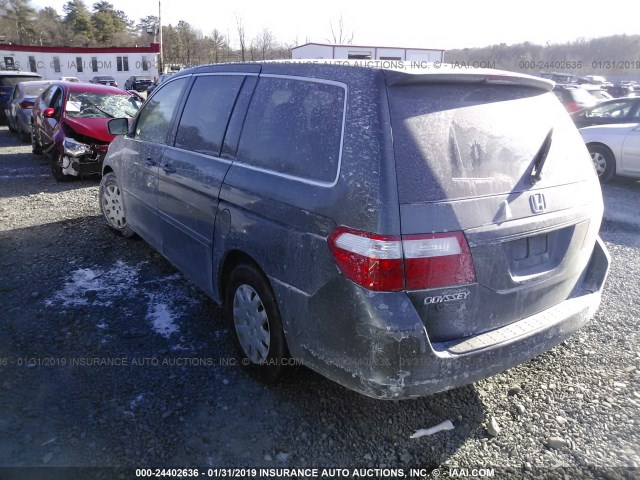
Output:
[[385, 70, 554, 92]]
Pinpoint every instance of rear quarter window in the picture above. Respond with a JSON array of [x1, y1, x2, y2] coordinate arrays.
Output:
[[236, 76, 345, 184]]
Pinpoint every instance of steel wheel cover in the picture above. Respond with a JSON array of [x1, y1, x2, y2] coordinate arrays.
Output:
[[233, 284, 270, 364], [102, 183, 126, 228]]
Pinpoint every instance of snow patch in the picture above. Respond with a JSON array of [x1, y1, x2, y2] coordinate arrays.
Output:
[[146, 295, 180, 338], [46, 261, 140, 307], [130, 394, 144, 410], [46, 260, 198, 342]]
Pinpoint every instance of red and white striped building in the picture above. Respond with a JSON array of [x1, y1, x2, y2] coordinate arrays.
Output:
[[0, 43, 160, 85]]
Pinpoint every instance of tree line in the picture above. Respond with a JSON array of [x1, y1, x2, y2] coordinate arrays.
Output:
[[0, 0, 294, 67], [446, 35, 640, 77], [2, 0, 639, 77]]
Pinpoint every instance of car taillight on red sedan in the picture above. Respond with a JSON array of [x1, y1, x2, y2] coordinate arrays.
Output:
[[328, 227, 476, 292], [567, 101, 580, 113]]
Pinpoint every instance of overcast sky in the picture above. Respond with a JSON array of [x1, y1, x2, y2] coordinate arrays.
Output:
[[34, 0, 640, 50]]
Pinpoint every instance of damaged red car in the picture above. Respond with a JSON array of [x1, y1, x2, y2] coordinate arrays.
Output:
[[31, 81, 141, 181]]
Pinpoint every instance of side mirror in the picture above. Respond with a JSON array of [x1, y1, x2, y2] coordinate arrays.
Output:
[[108, 118, 129, 135], [43, 107, 56, 118]]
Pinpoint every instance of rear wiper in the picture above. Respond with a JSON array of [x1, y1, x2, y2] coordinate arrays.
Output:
[[529, 128, 553, 184]]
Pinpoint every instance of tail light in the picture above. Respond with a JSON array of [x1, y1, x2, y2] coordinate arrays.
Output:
[[403, 232, 476, 289], [328, 227, 476, 292], [567, 101, 579, 113], [327, 228, 404, 291], [19, 100, 34, 109]]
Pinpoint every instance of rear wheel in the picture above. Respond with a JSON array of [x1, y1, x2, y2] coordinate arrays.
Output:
[[99, 172, 135, 237], [588, 144, 615, 183], [225, 264, 291, 383]]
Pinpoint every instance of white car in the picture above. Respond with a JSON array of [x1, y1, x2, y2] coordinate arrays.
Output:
[[580, 123, 640, 182]]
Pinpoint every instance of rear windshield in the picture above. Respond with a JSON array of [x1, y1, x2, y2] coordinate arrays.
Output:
[[23, 83, 49, 96], [0, 75, 41, 87], [388, 84, 592, 202]]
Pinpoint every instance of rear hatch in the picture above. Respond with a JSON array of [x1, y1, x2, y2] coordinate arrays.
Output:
[[386, 71, 603, 342]]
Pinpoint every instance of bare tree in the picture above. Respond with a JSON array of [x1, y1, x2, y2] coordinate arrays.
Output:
[[327, 14, 353, 45], [209, 28, 226, 63], [248, 38, 257, 61], [254, 28, 274, 60], [235, 15, 246, 62]]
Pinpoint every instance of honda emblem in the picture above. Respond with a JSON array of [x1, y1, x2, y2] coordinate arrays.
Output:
[[529, 193, 547, 214]]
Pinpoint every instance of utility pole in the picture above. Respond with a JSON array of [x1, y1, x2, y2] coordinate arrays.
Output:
[[158, 0, 164, 73]]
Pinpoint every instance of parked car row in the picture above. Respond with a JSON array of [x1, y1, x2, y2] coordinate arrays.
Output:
[[1, 62, 627, 399]]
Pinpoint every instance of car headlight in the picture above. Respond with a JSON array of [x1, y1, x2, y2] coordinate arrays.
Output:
[[63, 137, 92, 157]]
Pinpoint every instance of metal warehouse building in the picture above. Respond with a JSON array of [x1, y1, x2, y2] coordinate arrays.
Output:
[[291, 42, 444, 63]]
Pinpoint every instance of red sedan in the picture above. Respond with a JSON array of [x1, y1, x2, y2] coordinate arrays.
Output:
[[31, 81, 141, 181]]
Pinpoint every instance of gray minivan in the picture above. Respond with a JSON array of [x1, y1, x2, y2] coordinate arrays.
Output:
[[100, 61, 610, 399]]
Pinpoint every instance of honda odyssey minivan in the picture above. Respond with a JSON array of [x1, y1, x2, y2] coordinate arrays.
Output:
[[100, 61, 610, 399]]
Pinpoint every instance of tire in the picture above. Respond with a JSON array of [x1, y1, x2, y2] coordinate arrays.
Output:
[[20, 129, 30, 143], [99, 172, 135, 238], [8, 121, 17, 133], [31, 127, 43, 155], [49, 150, 75, 182], [225, 264, 291, 384], [588, 144, 616, 183]]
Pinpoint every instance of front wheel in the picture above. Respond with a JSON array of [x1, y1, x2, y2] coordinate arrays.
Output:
[[49, 151, 75, 182], [588, 144, 616, 183], [31, 127, 43, 155], [225, 264, 291, 384], [99, 172, 135, 238]]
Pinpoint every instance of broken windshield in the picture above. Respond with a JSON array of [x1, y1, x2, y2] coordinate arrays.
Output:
[[66, 92, 141, 119]]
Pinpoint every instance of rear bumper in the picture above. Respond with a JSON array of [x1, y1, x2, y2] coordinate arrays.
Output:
[[288, 236, 610, 399], [17, 110, 31, 133]]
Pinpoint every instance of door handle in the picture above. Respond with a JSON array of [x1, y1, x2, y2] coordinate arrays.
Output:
[[145, 158, 157, 167], [163, 164, 177, 174]]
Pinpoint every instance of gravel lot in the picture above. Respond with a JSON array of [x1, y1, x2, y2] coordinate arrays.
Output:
[[0, 125, 639, 479]]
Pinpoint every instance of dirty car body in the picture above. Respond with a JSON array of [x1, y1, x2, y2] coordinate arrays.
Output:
[[101, 62, 611, 399], [31, 82, 141, 180]]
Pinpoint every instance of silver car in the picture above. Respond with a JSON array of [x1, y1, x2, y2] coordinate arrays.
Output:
[[5, 80, 53, 142], [580, 123, 640, 181]]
